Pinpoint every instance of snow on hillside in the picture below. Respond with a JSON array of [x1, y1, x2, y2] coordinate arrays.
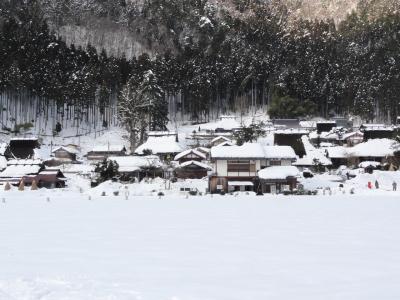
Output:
[[0, 193, 400, 299]]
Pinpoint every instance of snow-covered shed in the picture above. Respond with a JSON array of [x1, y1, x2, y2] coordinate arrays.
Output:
[[135, 135, 184, 161], [258, 166, 300, 194]]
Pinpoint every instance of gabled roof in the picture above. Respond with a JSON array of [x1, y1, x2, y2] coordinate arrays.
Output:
[[178, 160, 213, 170], [210, 136, 231, 144], [215, 141, 234, 147], [52, 146, 79, 154], [174, 149, 207, 161]]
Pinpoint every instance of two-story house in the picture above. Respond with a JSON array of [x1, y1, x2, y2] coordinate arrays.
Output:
[[209, 143, 299, 194], [209, 143, 265, 193]]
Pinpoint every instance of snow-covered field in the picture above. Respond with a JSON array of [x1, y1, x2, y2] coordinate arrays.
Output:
[[1, 191, 400, 300]]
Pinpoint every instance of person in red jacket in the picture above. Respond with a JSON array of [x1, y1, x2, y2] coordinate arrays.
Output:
[[368, 181, 372, 189]]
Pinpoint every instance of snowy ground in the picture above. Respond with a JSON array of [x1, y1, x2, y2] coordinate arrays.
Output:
[[1, 191, 400, 300]]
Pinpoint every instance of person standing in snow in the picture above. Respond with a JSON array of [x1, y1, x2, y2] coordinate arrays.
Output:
[[368, 181, 372, 189], [375, 180, 379, 189], [393, 181, 397, 191]]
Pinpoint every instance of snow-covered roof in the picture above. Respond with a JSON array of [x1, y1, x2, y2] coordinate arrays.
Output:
[[204, 116, 241, 131], [211, 143, 265, 159], [147, 131, 177, 136], [358, 161, 381, 168], [174, 149, 206, 161], [347, 139, 395, 157], [196, 147, 210, 153], [109, 155, 162, 172], [316, 120, 336, 124], [215, 141, 234, 147], [178, 160, 213, 170], [361, 124, 394, 131], [341, 131, 364, 140], [52, 146, 79, 154], [0, 164, 42, 178], [301, 136, 332, 166], [325, 146, 348, 159], [210, 136, 231, 144], [275, 129, 309, 135], [10, 137, 38, 141], [7, 159, 42, 166], [258, 166, 300, 180], [264, 146, 296, 160], [91, 145, 126, 153], [135, 136, 184, 155]]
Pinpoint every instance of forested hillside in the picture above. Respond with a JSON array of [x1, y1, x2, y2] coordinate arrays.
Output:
[[1, 0, 400, 135]]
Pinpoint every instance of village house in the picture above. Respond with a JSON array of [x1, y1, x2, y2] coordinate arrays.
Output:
[[360, 124, 394, 141], [325, 146, 348, 168], [28, 168, 67, 188], [174, 149, 207, 164], [52, 146, 78, 163], [346, 138, 395, 166], [0, 159, 43, 185], [262, 146, 297, 167], [86, 145, 127, 161], [209, 143, 265, 193], [258, 166, 300, 194], [209, 136, 232, 147], [9, 137, 40, 159], [135, 132, 183, 161], [175, 160, 213, 179], [108, 155, 163, 182]]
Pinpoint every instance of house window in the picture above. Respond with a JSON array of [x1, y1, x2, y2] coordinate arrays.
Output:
[[270, 160, 281, 166], [227, 160, 255, 172]]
